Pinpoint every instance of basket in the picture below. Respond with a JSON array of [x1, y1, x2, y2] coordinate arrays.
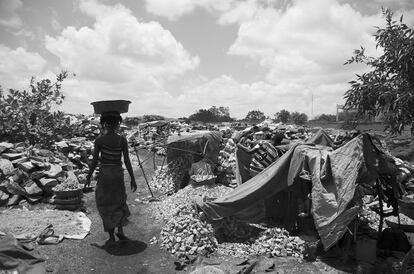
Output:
[[91, 100, 131, 114], [53, 189, 83, 199], [52, 195, 83, 205], [190, 175, 216, 187]]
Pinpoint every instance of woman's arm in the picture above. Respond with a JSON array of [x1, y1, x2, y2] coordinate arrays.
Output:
[[122, 137, 137, 192], [86, 141, 100, 186]]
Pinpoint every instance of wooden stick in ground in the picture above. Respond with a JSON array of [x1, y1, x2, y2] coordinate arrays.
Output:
[[133, 144, 154, 198]]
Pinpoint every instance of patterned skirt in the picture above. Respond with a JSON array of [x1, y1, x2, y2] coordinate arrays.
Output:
[[95, 165, 130, 232]]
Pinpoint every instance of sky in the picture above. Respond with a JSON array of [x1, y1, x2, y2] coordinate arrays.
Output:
[[1, 0, 414, 119]]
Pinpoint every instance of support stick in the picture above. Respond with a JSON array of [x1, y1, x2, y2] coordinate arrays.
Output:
[[133, 144, 154, 197]]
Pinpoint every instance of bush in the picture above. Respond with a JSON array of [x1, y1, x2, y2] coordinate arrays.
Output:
[[0, 72, 71, 147]]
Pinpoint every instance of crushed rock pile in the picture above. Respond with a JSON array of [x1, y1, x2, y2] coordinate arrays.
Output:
[[149, 183, 306, 259], [216, 226, 305, 259], [149, 184, 232, 222], [159, 206, 218, 258]]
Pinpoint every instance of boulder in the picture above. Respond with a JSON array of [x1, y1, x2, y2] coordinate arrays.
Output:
[[0, 159, 14, 176], [0, 142, 13, 154], [39, 178, 58, 189], [0, 189, 9, 205], [11, 157, 29, 166], [17, 161, 35, 173], [7, 194, 23, 206], [44, 164, 63, 178], [38, 149, 54, 157], [24, 180, 43, 196], [1, 152, 25, 161], [5, 179, 26, 196], [30, 170, 46, 180]]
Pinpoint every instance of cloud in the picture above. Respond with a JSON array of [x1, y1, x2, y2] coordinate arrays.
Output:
[[0, 45, 47, 89], [46, 0, 199, 83], [144, 0, 232, 21], [227, 0, 386, 85], [0, 0, 23, 28], [50, 9, 62, 31], [43, 0, 200, 115]]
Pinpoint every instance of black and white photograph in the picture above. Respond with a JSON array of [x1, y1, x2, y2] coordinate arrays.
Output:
[[0, 0, 414, 273]]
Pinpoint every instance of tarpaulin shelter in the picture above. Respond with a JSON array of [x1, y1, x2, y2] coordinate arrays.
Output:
[[196, 132, 397, 249], [166, 131, 223, 164], [305, 129, 334, 147]]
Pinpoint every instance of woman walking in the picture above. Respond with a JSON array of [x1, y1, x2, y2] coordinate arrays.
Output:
[[86, 112, 137, 245]]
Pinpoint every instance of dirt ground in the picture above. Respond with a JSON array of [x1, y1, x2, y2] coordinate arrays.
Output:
[[29, 149, 356, 274]]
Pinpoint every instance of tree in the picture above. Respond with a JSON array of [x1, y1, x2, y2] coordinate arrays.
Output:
[[344, 8, 414, 134], [0, 72, 70, 146], [291, 112, 308, 125], [143, 114, 165, 122], [245, 110, 266, 123], [188, 106, 234, 122], [315, 114, 337, 122], [275, 109, 291, 123]]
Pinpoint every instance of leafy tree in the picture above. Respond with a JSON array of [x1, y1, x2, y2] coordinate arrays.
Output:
[[275, 109, 291, 123], [0, 72, 70, 147], [245, 110, 266, 123], [291, 112, 308, 125], [188, 106, 234, 122], [143, 114, 165, 122], [344, 8, 414, 134], [315, 114, 337, 122], [124, 117, 142, 127]]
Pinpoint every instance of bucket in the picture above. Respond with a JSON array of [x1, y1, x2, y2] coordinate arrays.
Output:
[[91, 100, 131, 114], [355, 236, 377, 264]]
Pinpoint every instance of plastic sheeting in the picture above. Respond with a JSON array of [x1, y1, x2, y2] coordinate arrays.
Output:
[[196, 133, 394, 249], [166, 131, 222, 164]]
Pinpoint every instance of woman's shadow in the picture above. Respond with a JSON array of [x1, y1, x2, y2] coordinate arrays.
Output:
[[91, 239, 147, 256]]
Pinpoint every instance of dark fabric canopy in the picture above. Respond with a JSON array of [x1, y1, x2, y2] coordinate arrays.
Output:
[[196, 133, 395, 249]]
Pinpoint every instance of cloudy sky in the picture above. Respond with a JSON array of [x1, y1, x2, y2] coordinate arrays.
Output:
[[1, 0, 414, 119]]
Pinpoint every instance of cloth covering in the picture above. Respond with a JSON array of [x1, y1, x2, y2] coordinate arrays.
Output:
[[305, 129, 334, 147], [0, 234, 45, 274], [196, 133, 393, 249], [167, 131, 222, 164], [96, 165, 130, 232]]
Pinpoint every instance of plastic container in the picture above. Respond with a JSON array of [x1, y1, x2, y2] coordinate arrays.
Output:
[[91, 100, 131, 114]]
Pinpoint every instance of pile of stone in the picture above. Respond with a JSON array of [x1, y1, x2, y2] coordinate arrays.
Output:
[[159, 206, 218, 258], [0, 140, 91, 208], [150, 154, 195, 193], [218, 139, 237, 187], [149, 184, 232, 222], [217, 226, 305, 259]]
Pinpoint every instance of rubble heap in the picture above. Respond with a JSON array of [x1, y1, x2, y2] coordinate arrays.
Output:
[[0, 140, 92, 208], [150, 154, 195, 194], [150, 184, 232, 222], [159, 205, 218, 258]]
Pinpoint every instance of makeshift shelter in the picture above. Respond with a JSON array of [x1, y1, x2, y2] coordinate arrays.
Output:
[[305, 129, 334, 147], [196, 133, 398, 249], [166, 131, 222, 164]]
